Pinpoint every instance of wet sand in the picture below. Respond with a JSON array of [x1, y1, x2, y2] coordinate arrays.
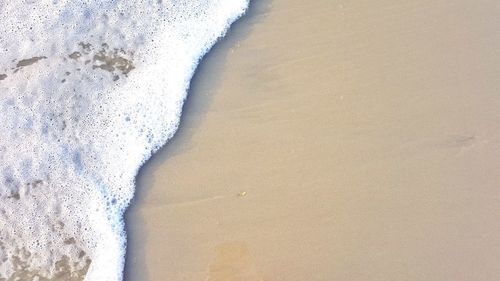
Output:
[[125, 0, 500, 280]]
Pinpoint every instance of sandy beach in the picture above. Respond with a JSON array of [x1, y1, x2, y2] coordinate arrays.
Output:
[[125, 0, 500, 280]]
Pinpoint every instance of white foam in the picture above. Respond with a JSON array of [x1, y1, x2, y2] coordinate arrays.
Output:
[[0, 0, 249, 280]]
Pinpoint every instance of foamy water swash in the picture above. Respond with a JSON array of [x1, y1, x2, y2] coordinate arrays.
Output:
[[0, 1, 248, 280]]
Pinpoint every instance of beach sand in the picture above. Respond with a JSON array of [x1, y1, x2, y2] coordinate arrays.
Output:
[[125, 0, 500, 280]]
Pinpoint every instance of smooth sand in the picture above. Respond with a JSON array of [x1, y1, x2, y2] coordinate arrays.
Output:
[[125, 0, 500, 280]]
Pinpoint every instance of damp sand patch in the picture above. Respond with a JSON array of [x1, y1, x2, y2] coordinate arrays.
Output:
[[1, 42, 135, 85], [68, 42, 135, 81], [16, 56, 47, 68], [2, 247, 91, 281]]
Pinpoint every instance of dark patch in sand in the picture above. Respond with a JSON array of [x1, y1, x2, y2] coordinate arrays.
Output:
[[78, 42, 92, 54], [16, 56, 47, 68], [207, 242, 262, 281], [64, 238, 76, 245], [8, 192, 20, 200], [27, 179, 44, 188], [68, 42, 135, 82], [92, 49, 135, 75], [69, 52, 82, 60]]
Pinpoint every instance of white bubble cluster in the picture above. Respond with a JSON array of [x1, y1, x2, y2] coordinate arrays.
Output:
[[0, 0, 248, 280]]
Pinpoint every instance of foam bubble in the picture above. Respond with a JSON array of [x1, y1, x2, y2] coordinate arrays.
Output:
[[0, 0, 249, 280]]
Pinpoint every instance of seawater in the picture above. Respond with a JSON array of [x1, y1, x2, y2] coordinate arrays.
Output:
[[0, 0, 249, 280]]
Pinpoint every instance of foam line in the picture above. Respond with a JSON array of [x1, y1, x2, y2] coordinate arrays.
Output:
[[0, 1, 249, 280]]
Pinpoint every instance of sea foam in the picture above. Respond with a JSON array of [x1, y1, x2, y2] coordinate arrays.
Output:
[[0, 0, 249, 280]]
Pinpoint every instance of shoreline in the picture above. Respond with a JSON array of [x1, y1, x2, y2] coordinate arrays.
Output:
[[123, 1, 264, 279]]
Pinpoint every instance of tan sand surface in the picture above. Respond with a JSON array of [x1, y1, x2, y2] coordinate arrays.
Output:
[[125, 0, 500, 280]]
